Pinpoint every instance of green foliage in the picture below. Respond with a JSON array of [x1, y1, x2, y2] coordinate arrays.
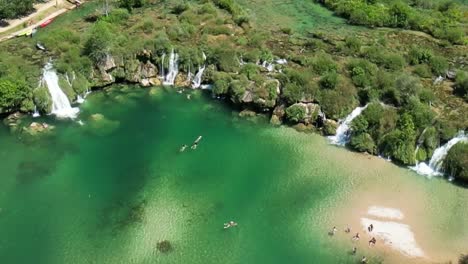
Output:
[[120, 0, 145, 12], [285, 104, 306, 123], [408, 46, 433, 65], [349, 133, 376, 154], [344, 36, 361, 53], [444, 142, 468, 182], [348, 59, 378, 87], [403, 97, 435, 130], [280, 69, 317, 104], [429, 56, 448, 76], [309, 52, 337, 75], [212, 71, 232, 95], [240, 63, 260, 80], [212, 48, 239, 73], [393, 74, 423, 106], [378, 113, 416, 165], [0, 0, 34, 20], [319, 72, 339, 89], [0, 78, 28, 109], [454, 71, 468, 100], [382, 53, 406, 71], [319, 84, 357, 119], [33, 86, 51, 113], [413, 64, 432, 78], [100, 8, 130, 24], [84, 21, 114, 64]]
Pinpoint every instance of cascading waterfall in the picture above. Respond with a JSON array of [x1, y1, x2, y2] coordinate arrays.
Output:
[[76, 95, 85, 104], [32, 105, 40, 118], [414, 127, 429, 162], [411, 131, 467, 177], [163, 49, 179, 86], [191, 65, 206, 89], [159, 53, 166, 79], [42, 63, 79, 118], [329, 104, 369, 145]]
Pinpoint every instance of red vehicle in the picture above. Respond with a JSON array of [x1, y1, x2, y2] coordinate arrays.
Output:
[[40, 18, 54, 28]]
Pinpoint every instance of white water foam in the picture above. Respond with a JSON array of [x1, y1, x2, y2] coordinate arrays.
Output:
[[329, 104, 368, 145], [42, 63, 79, 119], [411, 131, 467, 177]]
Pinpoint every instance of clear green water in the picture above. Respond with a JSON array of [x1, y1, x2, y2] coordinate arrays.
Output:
[[0, 87, 466, 263]]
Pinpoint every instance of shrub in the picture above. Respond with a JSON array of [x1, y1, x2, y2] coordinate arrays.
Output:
[[0, 78, 28, 109], [454, 71, 468, 100], [408, 46, 433, 65], [349, 133, 376, 154], [344, 36, 361, 53], [429, 56, 448, 76], [348, 59, 378, 87], [33, 86, 52, 113], [319, 72, 339, 90], [240, 63, 260, 80], [310, 52, 337, 75], [382, 53, 406, 71], [285, 104, 306, 123], [413, 64, 432, 78], [444, 142, 468, 182], [84, 21, 113, 64]]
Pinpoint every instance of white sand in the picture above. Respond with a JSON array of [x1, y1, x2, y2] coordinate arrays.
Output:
[[367, 206, 404, 220], [361, 206, 425, 258]]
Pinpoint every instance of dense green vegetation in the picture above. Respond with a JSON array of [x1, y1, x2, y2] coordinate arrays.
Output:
[[444, 142, 468, 182], [315, 0, 468, 44], [0, 0, 466, 181], [0, 0, 45, 20]]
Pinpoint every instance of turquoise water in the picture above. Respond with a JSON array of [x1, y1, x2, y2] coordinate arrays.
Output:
[[0, 86, 466, 263]]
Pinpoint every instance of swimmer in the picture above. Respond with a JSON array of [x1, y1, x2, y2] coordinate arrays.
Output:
[[180, 144, 188, 152], [352, 232, 360, 241]]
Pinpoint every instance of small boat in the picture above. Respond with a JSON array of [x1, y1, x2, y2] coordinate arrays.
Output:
[[16, 28, 32, 37], [36, 43, 46, 51], [194, 136, 202, 144], [40, 18, 54, 28]]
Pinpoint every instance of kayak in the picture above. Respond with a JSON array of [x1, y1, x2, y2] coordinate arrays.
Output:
[[36, 43, 46, 51], [16, 29, 32, 37], [40, 18, 54, 28]]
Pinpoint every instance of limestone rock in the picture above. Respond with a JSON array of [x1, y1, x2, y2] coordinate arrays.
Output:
[[323, 119, 338, 136]]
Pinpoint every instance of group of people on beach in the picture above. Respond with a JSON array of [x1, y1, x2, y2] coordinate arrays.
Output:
[[180, 136, 202, 152], [330, 224, 377, 263]]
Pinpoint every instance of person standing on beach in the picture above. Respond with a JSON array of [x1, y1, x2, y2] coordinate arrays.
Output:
[[352, 232, 360, 241]]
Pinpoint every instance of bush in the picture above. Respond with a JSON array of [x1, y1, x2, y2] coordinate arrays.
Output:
[[319, 72, 339, 90], [413, 64, 432, 78], [349, 133, 376, 154], [33, 86, 52, 113], [429, 56, 448, 76], [309, 52, 337, 75], [348, 59, 378, 87], [212, 71, 232, 95], [454, 71, 468, 100], [382, 53, 406, 71], [408, 46, 433, 65], [344, 36, 361, 53], [285, 104, 306, 123], [0, 78, 28, 109], [444, 142, 468, 182], [84, 21, 114, 64]]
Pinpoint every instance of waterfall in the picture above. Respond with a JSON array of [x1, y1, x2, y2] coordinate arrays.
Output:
[[32, 105, 40, 118], [163, 49, 179, 86], [76, 95, 85, 104], [329, 104, 368, 145], [414, 127, 429, 162], [411, 131, 467, 177], [42, 63, 79, 119], [191, 65, 206, 89], [160, 53, 166, 79]]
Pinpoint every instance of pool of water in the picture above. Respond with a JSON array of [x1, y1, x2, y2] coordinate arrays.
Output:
[[0, 86, 466, 263]]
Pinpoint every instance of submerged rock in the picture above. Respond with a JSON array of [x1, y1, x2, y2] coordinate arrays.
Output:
[[156, 240, 173, 253], [22, 122, 55, 136], [86, 113, 120, 136], [323, 119, 338, 136], [3, 112, 25, 133]]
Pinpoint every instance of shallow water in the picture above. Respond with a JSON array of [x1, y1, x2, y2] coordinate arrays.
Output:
[[0, 87, 466, 263]]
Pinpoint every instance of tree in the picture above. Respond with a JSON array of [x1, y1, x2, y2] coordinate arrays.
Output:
[[0, 78, 28, 109], [0, 0, 34, 20], [444, 143, 468, 182], [285, 104, 306, 123], [84, 21, 113, 63]]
